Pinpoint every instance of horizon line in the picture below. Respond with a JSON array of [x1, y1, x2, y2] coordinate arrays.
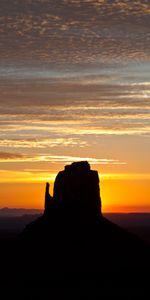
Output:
[[0, 207, 150, 214]]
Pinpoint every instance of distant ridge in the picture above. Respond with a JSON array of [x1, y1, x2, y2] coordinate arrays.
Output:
[[0, 207, 43, 217]]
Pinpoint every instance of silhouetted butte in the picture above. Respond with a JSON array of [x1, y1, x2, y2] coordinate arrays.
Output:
[[2, 161, 150, 286]]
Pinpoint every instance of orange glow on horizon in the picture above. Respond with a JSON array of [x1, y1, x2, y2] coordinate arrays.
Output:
[[0, 171, 150, 212]]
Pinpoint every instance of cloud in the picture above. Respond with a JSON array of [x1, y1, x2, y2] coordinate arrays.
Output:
[[0, 138, 87, 149], [0, 0, 149, 177], [0, 152, 25, 160], [0, 91, 150, 159], [0, 0, 150, 65], [0, 99, 150, 149], [0, 152, 125, 165]]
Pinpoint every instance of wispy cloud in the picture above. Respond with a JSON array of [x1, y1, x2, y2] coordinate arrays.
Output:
[[0, 152, 125, 165], [1, 0, 150, 64], [0, 138, 87, 149]]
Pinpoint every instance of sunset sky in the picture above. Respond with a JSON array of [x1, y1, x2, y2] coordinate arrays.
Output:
[[0, 0, 150, 212]]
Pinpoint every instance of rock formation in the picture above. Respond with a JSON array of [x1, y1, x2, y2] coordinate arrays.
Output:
[[44, 161, 101, 219], [1, 160, 150, 295]]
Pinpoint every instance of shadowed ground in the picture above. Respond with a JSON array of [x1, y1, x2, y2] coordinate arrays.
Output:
[[1, 162, 150, 298]]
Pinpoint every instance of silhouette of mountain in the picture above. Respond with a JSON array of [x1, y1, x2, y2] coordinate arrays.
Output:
[[1, 162, 150, 297], [0, 207, 42, 217]]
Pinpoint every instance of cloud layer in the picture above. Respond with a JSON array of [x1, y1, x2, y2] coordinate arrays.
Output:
[[0, 152, 125, 165], [0, 0, 150, 177], [0, 0, 150, 64]]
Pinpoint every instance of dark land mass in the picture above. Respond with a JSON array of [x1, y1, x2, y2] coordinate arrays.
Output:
[[0, 162, 150, 298], [0, 212, 150, 243], [106, 213, 150, 244], [0, 207, 42, 217], [0, 214, 41, 240]]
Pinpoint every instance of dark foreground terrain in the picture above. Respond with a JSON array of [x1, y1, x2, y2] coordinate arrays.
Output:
[[1, 212, 150, 299], [0, 212, 150, 243], [0, 162, 150, 298]]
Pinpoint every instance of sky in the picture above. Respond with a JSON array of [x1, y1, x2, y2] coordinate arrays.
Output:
[[0, 0, 150, 212]]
